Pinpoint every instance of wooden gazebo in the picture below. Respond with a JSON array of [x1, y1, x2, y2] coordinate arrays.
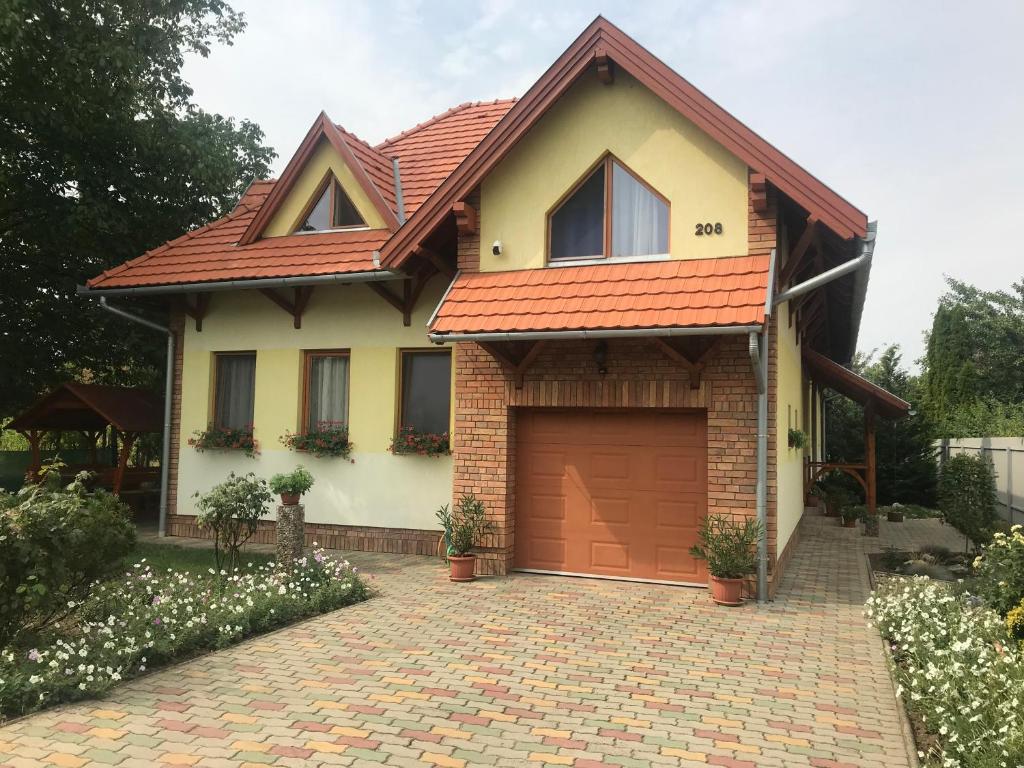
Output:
[[802, 349, 911, 514], [6, 383, 162, 495]]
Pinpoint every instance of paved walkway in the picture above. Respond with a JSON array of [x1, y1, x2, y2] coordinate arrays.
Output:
[[0, 515, 958, 768]]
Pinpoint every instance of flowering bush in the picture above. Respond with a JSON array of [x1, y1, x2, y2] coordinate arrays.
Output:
[[194, 473, 272, 570], [189, 424, 258, 457], [0, 547, 368, 720], [972, 524, 1024, 616], [0, 471, 135, 647], [389, 426, 450, 457], [280, 422, 353, 459], [865, 578, 1024, 767]]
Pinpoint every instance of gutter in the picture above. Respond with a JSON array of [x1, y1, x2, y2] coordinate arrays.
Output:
[[97, 298, 173, 538], [428, 324, 764, 345], [750, 248, 776, 604], [77, 269, 406, 298]]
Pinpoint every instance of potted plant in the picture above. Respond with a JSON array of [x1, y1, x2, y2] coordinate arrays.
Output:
[[787, 428, 808, 450], [840, 503, 860, 528], [886, 503, 905, 523], [436, 493, 493, 582], [857, 505, 880, 536], [689, 514, 764, 606], [269, 466, 314, 506]]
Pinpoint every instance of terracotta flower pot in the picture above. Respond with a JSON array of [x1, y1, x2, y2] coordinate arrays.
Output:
[[448, 554, 476, 582], [887, 510, 904, 523], [709, 575, 744, 606], [280, 492, 301, 506], [841, 516, 857, 528]]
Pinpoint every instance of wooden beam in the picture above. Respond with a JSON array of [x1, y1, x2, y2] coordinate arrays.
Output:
[[475, 340, 547, 388], [416, 246, 455, 279], [401, 279, 413, 327], [779, 215, 819, 287], [513, 341, 546, 388], [476, 341, 518, 370], [367, 281, 405, 315], [112, 433, 137, 496], [865, 404, 877, 516], [182, 293, 210, 332], [259, 288, 294, 315], [651, 337, 718, 389], [595, 49, 614, 84], [452, 202, 477, 235], [750, 172, 768, 212], [293, 286, 313, 329]]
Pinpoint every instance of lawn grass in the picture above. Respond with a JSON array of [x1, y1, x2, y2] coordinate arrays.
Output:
[[121, 541, 273, 574]]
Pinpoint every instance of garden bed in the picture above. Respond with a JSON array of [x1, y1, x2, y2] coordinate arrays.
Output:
[[868, 545, 972, 581], [866, 577, 1024, 767], [1, 541, 369, 722]]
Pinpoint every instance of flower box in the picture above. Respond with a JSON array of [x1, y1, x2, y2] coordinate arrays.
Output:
[[389, 426, 450, 457], [281, 422, 353, 459], [188, 425, 257, 457]]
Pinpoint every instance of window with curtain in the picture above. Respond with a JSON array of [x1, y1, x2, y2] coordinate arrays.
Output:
[[304, 351, 349, 430], [399, 350, 451, 435], [214, 353, 256, 430], [549, 155, 668, 261], [297, 177, 366, 232]]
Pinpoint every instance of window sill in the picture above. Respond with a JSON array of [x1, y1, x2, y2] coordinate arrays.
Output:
[[546, 253, 671, 268]]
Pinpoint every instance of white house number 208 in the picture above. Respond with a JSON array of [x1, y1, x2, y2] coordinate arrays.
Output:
[[694, 222, 723, 236]]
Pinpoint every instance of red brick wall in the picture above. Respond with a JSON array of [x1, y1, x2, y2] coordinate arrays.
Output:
[[167, 305, 185, 518], [452, 172, 782, 581]]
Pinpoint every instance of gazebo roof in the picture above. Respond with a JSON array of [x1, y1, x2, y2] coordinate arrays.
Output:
[[6, 383, 162, 434], [802, 349, 910, 420]]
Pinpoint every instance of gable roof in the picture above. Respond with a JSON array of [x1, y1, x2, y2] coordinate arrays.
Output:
[[88, 181, 390, 289], [7, 383, 163, 434], [429, 255, 770, 339], [381, 15, 868, 268], [239, 112, 401, 244], [85, 103, 513, 291]]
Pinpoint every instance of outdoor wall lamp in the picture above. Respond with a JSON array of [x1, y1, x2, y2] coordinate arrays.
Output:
[[594, 340, 608, 375]]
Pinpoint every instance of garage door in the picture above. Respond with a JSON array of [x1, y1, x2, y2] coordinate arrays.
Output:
[[515, 409, 708, 584]]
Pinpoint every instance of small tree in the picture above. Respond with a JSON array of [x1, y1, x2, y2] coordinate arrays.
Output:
[[938, 454, 998, 550], [194, 473, 272, 570], [436, 494, 493, 557]]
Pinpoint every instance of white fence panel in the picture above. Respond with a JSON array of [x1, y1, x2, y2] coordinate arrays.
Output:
[[938, 437, 1024, 525]]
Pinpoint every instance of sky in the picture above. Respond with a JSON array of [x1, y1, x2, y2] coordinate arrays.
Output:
[[182, 0, 1024, 368]]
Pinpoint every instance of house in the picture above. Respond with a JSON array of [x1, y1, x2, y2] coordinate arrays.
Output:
[[82, 17, 907, 598]]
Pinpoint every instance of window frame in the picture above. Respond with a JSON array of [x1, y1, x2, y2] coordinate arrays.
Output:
[[292, 170, 369, 234], [396, 348, 452, 437], [545, 153, 670, 264], [300, 349, 351, 433], [212, 351, 257, 430]]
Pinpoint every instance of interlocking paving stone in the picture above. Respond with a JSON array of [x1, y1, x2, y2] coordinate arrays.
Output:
[[0, 515, 951, 767]]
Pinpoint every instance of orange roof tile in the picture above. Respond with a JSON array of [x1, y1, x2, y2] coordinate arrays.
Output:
[[429, 256, 770, 335], [88, 100, 514, 290], [88, 181, 389, 289], [377, 99, 516, 215]]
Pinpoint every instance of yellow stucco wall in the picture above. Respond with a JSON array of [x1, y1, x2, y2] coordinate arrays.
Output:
[[775, 304, 807, 556], [178, 278, 453, 529], [263, 138, 387, 236], [479, 71, 749, 271]]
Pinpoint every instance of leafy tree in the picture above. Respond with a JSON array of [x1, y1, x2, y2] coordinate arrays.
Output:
[[0, 0, 275, 416], [825, 345, 937, 507], [923, 277, 1024, 436], [194, 472, 271, 570]]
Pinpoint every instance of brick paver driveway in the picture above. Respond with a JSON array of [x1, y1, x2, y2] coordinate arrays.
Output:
[[0, 516, 955, 768]]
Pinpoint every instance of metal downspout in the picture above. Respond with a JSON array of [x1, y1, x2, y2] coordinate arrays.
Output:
[[751, 247, 776, 603], [98, 297, 173, 537]]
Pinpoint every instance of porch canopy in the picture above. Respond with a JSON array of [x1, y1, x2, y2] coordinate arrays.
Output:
[[6, 383, 162, 494], [802, 348, 911, 513]]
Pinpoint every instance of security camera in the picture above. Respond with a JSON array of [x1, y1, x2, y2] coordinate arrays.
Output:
[[492, 240, 502, 256]]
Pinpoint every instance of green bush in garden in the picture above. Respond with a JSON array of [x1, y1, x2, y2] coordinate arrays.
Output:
[[972, 524, 1024, 617], [194, 472, 272, 570], [938, 454, 998, 550], [0, 469, 135, 647]]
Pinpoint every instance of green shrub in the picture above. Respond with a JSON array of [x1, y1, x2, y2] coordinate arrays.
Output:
[[938, 453, 998, 549], [0, 471, 135, 647], [972, 524, 1024, 616], [269, 466, 315, 497], [689, 514, 763, 579], [194, 473, 272, 570], [436, 494, 493, 557]]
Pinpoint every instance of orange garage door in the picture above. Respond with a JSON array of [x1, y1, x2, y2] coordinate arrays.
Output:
[[515, 409, 708, 584]]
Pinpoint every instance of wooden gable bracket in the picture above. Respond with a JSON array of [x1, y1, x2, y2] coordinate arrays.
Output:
[[595, 49, 615, 84], [182, 293, 210, 332], [452, 201, 477, 235], [750, 172, 769, 213], [477, 340, 547, 388], [416, 245, 455, 279], [651, 337, 719, 389], [368, 274, 434, 327], [779, 215, 819, 288], [259, 286, 314, 329]]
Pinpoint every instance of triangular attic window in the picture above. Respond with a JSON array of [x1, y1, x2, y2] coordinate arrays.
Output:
[[297, 177, 366, 232]]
